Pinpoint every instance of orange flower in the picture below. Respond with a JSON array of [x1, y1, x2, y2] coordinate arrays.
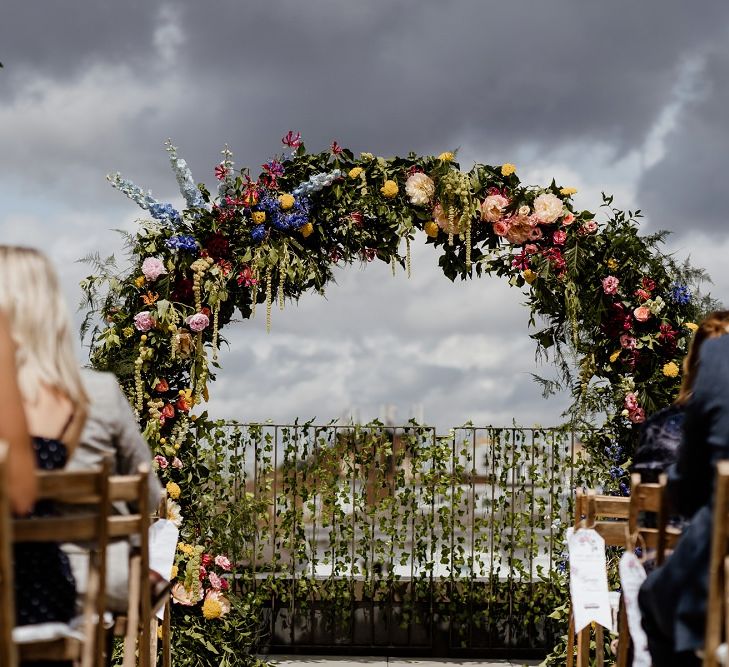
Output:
[[155, 379, 169, 393], [141, 291, 159, 305]]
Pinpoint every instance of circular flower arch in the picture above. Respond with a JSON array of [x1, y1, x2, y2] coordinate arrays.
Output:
[[81, 134, 706, 641]]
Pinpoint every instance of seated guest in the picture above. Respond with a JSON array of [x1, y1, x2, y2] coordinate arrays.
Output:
[[64, 367, 162, 612], [0, 246, 89, 667], [0, 309, 36, 515], [632, 311, 729, 482], [639, 316, 729, 666]]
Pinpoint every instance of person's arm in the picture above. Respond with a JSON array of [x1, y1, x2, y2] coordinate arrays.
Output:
[[111, 377, 162, 510], [0, 312, 37, 514]]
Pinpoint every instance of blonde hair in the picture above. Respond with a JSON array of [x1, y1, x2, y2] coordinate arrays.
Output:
[[0, 246, 88, 412], [676, 310, 729, 405]]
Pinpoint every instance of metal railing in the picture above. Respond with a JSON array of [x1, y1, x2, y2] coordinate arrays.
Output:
[[193, 422, 601, 657]]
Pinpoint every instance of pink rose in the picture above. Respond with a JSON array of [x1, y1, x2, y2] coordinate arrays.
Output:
[[208, 572, 223, 590], [629, 408, 646, 424], [186, 312, 210, 332], [620, 334, 637, 350], [525, 244, 538, 254], [602, 276, 619, 295], [480, 194, 509, 222], [581, 220, 598, 234], [528, 226, 543, 241], [171, 583, 203, 606], [215, 555, 232, 571], [493, 220, 510, 237], [172, 457, 183, 469], [562, 212, 575, 226], [624, 392, 639, 411], [154, 455, 168, 469], [141, 257, 167, 282], [633, 306, 651, 322], [552, 230, 567, 245], [133, 311, 155, 332]]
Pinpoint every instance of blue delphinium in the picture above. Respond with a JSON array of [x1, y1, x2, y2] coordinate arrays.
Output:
[[292, 169, 342, 197], [669, 282, 692, 305], [165, 140, 207, 210], [166, 234, 199, 253], [251, 225, 266, 243], [107, 173, 182, 225], [149, 202, 182, 224]]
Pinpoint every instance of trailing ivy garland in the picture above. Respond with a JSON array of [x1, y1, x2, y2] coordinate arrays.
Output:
[[82, 135, 709, 662]]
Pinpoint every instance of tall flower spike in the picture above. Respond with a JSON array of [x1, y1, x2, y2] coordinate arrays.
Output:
[[165, 139, 207, 210]]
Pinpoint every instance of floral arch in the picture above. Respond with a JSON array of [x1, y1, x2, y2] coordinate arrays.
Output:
[[82, 134, 706, 657]]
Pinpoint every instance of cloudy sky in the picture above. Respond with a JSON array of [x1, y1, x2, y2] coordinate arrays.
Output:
[[2, 1, 729, 430]]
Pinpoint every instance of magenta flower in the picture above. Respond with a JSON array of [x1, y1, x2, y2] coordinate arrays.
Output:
[[208, 572, 223, 590], [629, 407, 646, 424], [552, 230, 567, 245], [620, 334, 637, 350], [330, 140, 343, 155], [602, 276, 619, 295], [186, 312, 210, 332], [282, 130, 302, 149], [624, 392, 639, 411], [154, 455, 168, 469], [214, 163, 229, 181], [133, 311, 155, 332]]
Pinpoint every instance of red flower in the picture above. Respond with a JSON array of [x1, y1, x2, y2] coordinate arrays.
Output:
[[641, 277, 656, 291], [201, 554, 213, 567], [214, 163, 229, 181], [330, 140, 343, 155], [350, 212, 364, 227], [237, 266, 257, 287], [407, 166, 424, 177], [361, 248, 376, 262], [161, 404, 175, 420], [634, 288, 651, 302], [282, 130, 302, 148], [218, 259, 232, 276], [155, 379, 169, 393], [176, 396, 191, 413]]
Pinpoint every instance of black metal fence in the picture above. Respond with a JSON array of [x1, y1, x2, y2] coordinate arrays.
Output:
[[193, 423, 601, 658]]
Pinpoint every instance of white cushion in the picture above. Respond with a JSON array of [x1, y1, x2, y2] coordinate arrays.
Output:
[[12, 612, 113, 644]]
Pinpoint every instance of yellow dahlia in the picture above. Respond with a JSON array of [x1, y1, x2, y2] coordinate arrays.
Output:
[[560, 187, 578, 196], [607, 258, 619, 271], [609, 350, 621, 363], [134, 276, 146, 288], [523, 269, 537, 284], [381, 180, 399, 198], [685, 322, 698, 332], [166, 481, 181, 500], [278, 193, 295, 210], [300, 222, 314, 238], [500, 163, 516, 176], [252, 211, 266, 224], [348, 167, 363, 179], [663, 362, 680, 378], [437, 151, 455, 162], [202, 597, 222, 620]]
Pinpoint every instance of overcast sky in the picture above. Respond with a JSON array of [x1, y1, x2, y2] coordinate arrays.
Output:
[[2, 1, 729, 429]]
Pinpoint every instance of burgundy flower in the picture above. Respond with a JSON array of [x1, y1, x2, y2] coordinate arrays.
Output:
[[350, 211, 364, 227], [361, 248, 376, 262], [641, 277, 656, 291], [205, 233, 230, 260], [237, 266, 257, 288], [511, 250, 530, 270], [171, 278, 194, 305]]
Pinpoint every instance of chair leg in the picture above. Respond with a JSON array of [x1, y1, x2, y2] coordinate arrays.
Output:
[[123, 556, 142, 667], [576, 625, 590, 667], [566, 609, 575, 667], [162, 601, 171, 667], [616, 598, 630, 667], [595, 624, 604, 667]]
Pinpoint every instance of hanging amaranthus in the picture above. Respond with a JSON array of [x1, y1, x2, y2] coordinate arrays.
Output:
[[265, 264, 273, 332], [406, 236, 412, 278]]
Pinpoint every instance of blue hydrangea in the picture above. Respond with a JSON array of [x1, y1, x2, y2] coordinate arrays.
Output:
[[166, 234, 198, 253], [251, 225, 266, 243], [669, 282, 692, 305]]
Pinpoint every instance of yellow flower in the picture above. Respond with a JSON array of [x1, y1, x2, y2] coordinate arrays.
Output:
[[122, 326, 134, 338], [134, 276, 146, 288], [523, 269, 537, 284], [360, 152, 374, 161], [609, 350, 621, 363], [348, 167, 363, 180], [251, 211, 266, 224], [685, 322, 698, 332], [178, 542, 195, 556], [202, 597, 223, 620], [170, 565, 178, 579], [438, 151, 455, 162], [157, 626, 164, 640], [663, 362, 680, 378], [560, 187, 578, 196], [500, 163, 516, 176], [166, 481, 181, 500], [300, 222, 314, 238], [607, 258, 619, 271], [424, 221, 439, 238], [278, 193, 295, 210], [381, 180, 399, 198]]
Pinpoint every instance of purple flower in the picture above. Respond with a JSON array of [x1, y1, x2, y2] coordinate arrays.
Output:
[[186, 312, 210, 332]]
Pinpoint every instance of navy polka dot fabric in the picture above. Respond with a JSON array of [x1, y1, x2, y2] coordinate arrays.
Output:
[[13, 438, 76, 626]]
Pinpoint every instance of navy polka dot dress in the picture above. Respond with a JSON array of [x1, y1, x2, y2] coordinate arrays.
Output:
[[14, 437, 76, 626]]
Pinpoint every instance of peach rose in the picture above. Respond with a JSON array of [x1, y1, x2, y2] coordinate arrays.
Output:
[[634, 306, 651, 322], [480, 194, 509, 222]]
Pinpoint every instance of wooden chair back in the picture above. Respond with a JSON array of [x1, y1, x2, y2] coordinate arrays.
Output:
[[704, 460, 729, 667], [567, 488, 630, 667], [12, 457, 111, 667], [107, 465, 153, 667], [0, 441, 18, 667]]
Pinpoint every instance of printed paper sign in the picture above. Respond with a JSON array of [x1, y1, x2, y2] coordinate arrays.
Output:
[[567, 527, 613, 632], [619, 552, 651, 667]]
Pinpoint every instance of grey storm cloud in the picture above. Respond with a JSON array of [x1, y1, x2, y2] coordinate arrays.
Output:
[[2, 0, 729, 428]]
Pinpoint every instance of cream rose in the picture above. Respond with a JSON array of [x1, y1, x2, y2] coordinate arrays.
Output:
[[405, 173, 435, 206], [533, 193, 564, 224], [480, 194, 509, 222]]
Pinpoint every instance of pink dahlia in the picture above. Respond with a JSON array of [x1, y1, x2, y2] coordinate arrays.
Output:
[[602, 276, 619, 295], [133, 311, 155, 332], [186, 313, 210, 332], [142, 257, 167, 282]]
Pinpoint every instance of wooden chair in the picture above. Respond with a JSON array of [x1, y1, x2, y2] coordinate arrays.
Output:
[[566, 488, 630, 667], [110, 469, 173, 667], [0, 441, 18, 667], [0, 444, 112, 667], [704, 460, 729, 666]]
